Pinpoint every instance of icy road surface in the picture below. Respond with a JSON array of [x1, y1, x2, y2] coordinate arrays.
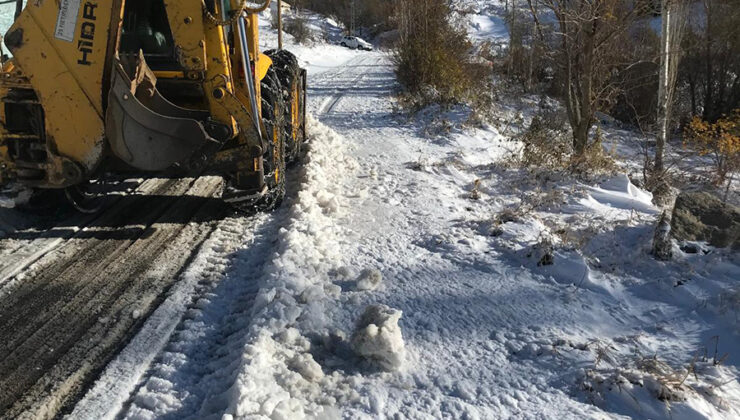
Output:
[[0, 177, 229, 419]]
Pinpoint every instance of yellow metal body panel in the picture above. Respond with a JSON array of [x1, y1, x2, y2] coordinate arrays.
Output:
[[255, 53, 272, 82], [244, 12, 260, 61], [5, 0, 118, 173], [210, 2, 269, 146], [153, 70, 186, 79], [228, 8, 266, 102], [163, 0, 207, 72], [246, 12, 263, 104], [201, 3, 238, 134], [291, 81, 300, 140], [204, 77, 257, 156]]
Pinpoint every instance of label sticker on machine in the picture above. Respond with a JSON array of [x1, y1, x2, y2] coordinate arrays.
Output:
[[55, 0, 81, 42]]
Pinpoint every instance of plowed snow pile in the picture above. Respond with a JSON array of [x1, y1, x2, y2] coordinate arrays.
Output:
[[221, 117, 361, 419]]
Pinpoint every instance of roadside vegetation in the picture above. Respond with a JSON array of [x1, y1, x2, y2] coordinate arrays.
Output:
[[298, 0, 395, 36], [393, 0, 488, 110], [508, 0, 739, 198], [292, 0, 739, 225]]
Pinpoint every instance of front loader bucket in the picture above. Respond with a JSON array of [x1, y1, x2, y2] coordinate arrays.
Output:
[[105, 55, 216, 172]]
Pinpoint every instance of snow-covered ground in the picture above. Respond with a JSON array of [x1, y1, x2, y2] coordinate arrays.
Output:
[[73, 12, 739, 420], [466, 13, 509, 43], [1, 4, 737, 420]]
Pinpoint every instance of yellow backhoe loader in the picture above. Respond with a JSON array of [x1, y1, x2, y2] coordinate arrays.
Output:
[[0, 0, 306, 212]]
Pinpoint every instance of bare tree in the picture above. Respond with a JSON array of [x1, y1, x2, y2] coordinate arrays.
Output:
[[653, 0, 689, 179], [530, 1, 646, 156], [393, 0, 478, 106], [678, 0, 740, 123]]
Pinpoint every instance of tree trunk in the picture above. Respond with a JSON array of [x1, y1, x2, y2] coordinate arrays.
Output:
[[654, 0, 687, 180], [573, 25, 595, 156], [561, 39, 591, 155], [655, 0, 671, 175], [689, 74, 697, 115], [573, 122, 591, 155], [527, 24, 534, 91], [703, 0, 713, 121], [277, 0, 283, 50]]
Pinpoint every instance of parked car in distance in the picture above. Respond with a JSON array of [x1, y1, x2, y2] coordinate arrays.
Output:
[[340, 36, 373, 51]]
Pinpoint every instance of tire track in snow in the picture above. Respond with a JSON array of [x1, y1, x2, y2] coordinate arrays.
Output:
[[119, 212, 282, 420], [85, 116, 359, 420], [318, 73, 367, 115], [73, 167, 307, 420], [70, 212, 277, 420], [314, 55, 374, 115]]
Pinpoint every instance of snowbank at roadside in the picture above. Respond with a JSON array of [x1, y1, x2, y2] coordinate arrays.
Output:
[[224, 117, 360, 419]]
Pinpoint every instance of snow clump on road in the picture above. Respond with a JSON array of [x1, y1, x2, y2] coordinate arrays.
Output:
[[354, 268, 383, 291], [351, 304, 406, 371]]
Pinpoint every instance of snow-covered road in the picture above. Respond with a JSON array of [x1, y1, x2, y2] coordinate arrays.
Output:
[[71, 49, 739, 420], [304, 52, 612, 418]]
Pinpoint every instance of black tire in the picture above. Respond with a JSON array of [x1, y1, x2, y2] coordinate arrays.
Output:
[[64, 179, 116, 214], [340, 42, 346, 47], [265, 49, 306, 164], [257, 67, 287, 210]]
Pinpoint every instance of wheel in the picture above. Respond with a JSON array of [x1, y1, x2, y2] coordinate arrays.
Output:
[[64, 180, 109, 214], [265, 49, 306, 164], [222, 67, 287, 214], [256, 67, 287, 210], [340, 42, 346, 47]]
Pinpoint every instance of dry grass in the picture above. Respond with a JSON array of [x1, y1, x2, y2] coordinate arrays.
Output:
[[284, 16, 313, 44], [577, 334, 736, 411], [570, 128, 620, 177]]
